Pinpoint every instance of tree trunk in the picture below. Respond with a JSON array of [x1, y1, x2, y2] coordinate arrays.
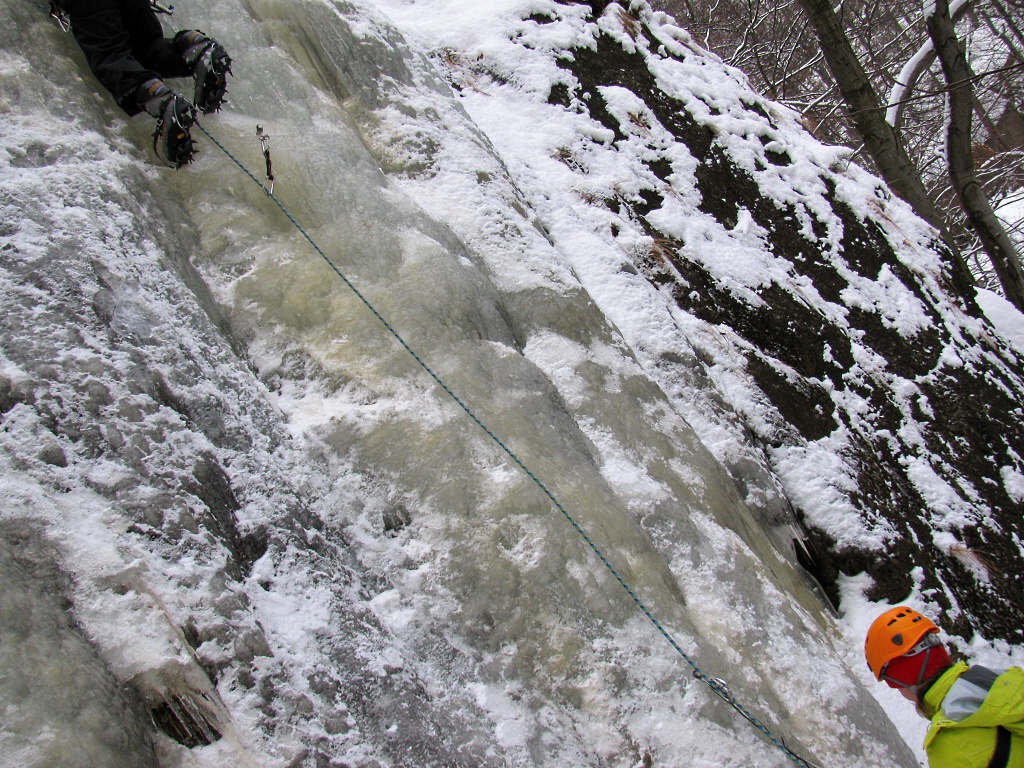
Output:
[[795, 0, 973, 290], [888, 0, 973, 131], [926, 0, 1024, 311], [795, 0, 938, 223]]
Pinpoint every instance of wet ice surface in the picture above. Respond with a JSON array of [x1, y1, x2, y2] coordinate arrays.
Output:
[[0, 527, 157, 768], [1, 0, 1010, 766]]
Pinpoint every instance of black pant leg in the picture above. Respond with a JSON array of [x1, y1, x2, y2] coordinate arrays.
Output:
[[62, 0, 159, 114], [116, 0, 191, 78]]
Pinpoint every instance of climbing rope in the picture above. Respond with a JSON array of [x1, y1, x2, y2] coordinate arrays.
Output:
[[195, 121, 822, 768]]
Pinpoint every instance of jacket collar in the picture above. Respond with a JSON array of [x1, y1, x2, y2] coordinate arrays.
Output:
[[921, 661, 969, 718]]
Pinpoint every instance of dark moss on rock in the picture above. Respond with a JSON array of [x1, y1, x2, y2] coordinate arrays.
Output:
[[555, 1, 1024, 642]]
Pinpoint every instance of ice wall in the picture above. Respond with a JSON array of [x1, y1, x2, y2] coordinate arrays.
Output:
[[0, 525, 156, 768], [1, 0, 919, 766]]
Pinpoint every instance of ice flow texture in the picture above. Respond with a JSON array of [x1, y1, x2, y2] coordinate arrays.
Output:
[[0, 0, 917, 766]]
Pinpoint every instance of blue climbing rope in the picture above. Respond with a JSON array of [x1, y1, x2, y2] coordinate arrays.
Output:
[[195, 121, 821, 768]]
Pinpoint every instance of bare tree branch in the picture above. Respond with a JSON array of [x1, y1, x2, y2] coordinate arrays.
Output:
[[795, 0, 965, 255], [927, 0, 1024, 309], [653, 0, 1024, 301], [888, 0, 975, 129]]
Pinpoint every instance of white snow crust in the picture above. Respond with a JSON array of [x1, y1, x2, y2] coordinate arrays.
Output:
[[2, 0, 1023, 766]]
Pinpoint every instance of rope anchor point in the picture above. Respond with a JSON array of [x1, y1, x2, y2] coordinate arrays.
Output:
[[256, 124, 275, 195]]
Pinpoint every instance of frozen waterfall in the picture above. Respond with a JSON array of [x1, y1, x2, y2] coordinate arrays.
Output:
[[1, 0, 928, 765]]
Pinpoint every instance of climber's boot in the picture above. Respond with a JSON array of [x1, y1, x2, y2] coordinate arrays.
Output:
[[139, 79, 197, 169], [175, 30, 233, 114]]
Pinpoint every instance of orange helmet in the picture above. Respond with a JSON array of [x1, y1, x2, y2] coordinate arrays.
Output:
[[865, 606, 939, 680]]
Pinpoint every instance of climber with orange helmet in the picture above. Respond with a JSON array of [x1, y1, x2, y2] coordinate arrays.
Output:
[[865, 606, 1024, 767]]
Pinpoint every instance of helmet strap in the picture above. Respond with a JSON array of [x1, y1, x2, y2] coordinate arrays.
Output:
[[880, 635, 949, 690]]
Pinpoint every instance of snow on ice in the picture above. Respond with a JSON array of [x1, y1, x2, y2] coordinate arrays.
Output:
[[2, 0, 1023, 766]]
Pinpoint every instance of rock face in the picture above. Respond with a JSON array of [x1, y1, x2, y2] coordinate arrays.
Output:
[[539, 0, 1024, 643], [1, 0, 1021, 766]]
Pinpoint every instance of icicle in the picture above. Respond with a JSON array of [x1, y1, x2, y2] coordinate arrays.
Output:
[[151, 690, 223, 747]]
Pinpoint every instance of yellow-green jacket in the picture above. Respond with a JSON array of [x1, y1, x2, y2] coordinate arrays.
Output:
[[923, 662, 1024, 768]]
